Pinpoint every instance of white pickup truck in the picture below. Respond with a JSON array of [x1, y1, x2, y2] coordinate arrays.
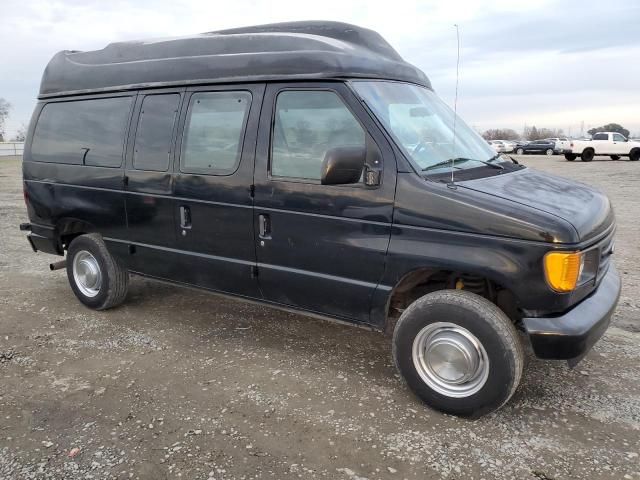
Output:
[[564, 132, 640, 162], [546, 137, 571, 152]]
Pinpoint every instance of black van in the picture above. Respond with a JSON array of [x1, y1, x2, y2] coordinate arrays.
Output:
[[20, 22, 620, 417]]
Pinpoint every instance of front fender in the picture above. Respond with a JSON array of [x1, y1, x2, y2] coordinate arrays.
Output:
[[368, 226, 568, 328]]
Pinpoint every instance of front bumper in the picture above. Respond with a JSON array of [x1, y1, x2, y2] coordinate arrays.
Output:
[[523, 265, 621, 367]]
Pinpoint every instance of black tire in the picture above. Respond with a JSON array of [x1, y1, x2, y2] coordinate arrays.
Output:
[[630, 149, 640, 161], [545, 149, 554, 156], [66, 233, 129, 310], [516, 148, 524, 155], [392, 290, 523, 418], [564, 153, 577, 161], [581, 148, 595, 162], [610, 155, 620, 160]]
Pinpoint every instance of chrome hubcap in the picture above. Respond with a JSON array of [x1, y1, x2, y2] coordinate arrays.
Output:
[[72, 250, 102, 297], [412, 322, 489, 398]]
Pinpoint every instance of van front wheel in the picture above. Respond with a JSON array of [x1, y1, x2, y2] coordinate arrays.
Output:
[[66, 234, 129, 310], [392, 290, 523, 418]]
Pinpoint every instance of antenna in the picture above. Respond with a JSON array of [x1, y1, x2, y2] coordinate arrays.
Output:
[[451, 24, 461, 185]]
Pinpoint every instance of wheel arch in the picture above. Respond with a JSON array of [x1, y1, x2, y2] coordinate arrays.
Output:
[[383, 266, 521, 334], [56, 218, 99, 250]]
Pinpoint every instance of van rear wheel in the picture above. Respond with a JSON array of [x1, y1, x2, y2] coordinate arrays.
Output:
[[392, 290, 523, 418], [66, 234, 129, 310]]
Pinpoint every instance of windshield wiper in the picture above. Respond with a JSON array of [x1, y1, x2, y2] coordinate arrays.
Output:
[[477, 154, 505, 169], [422, 159, 463, 171], [423, 156, 504, 172]]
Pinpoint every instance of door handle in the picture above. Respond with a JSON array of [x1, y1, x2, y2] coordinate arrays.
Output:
[[258, 214, 271, 239], [180, 205, 192, 229]]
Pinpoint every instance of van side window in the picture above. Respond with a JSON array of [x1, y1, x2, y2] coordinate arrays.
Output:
[[31, 97, 133, 167], [271, 90, 365, 181], [181, 91, 251, 175], [133, 94, 180, 172]]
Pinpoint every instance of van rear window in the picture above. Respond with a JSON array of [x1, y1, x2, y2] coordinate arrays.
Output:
[[31, 97, 133, 167], [133, 94, 180, 172], [181, 91, 251, 175]]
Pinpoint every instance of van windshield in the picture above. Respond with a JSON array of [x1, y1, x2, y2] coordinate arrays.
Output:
[[351, 81, 500, 174]]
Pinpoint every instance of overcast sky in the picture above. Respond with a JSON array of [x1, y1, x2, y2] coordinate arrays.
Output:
[[1, 0, 639, 139]]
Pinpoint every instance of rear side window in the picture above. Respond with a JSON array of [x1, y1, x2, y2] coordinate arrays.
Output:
[[592, 133, 608, 140], [271, 90, 365, 180], [31, 97, 133, 167], [133, 94, 180, 172], [181, 91, 251, 175]]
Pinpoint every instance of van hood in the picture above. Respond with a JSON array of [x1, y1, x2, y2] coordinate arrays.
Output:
[[458, 168, 613, 243]]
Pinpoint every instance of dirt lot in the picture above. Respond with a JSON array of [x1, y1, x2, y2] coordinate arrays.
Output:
[[1, 154, 639, 480]]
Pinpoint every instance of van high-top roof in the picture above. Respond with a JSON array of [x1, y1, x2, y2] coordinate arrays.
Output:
[[38, 21, 431, 99]]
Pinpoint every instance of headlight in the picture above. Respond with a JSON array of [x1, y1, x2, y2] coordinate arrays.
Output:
[[544, 252, 583, 292], [578, 249, 599, 285], [544, 250, 599, 292]]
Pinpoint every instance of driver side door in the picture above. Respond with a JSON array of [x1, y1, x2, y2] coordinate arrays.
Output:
[[252, 82, 397, 324], [611, 133, 628, 154]]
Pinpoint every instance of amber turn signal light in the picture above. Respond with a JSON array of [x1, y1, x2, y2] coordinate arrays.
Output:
[[544, 252, 584, 292]]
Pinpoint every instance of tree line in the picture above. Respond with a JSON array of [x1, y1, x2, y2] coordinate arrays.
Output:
[[0, 97, 26, 142], [482, 123, 632, 141]]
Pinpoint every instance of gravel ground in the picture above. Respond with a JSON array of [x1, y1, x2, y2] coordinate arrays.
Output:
[[0, 154, 639, 480]]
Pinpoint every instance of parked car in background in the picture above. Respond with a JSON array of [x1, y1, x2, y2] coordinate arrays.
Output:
[[545, 137, 570, 151], [488, 140, 514, 153], [514, 139, 558, 155], [500, 141, 516, 153], [488, 140, 506, 153], [564, 132, 640, 162]]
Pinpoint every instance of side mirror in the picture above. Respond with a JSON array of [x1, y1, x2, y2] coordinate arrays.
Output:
[[321, 146, 366, 185]]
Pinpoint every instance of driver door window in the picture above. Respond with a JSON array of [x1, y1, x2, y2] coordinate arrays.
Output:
[[271, 90, 365, 181]]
